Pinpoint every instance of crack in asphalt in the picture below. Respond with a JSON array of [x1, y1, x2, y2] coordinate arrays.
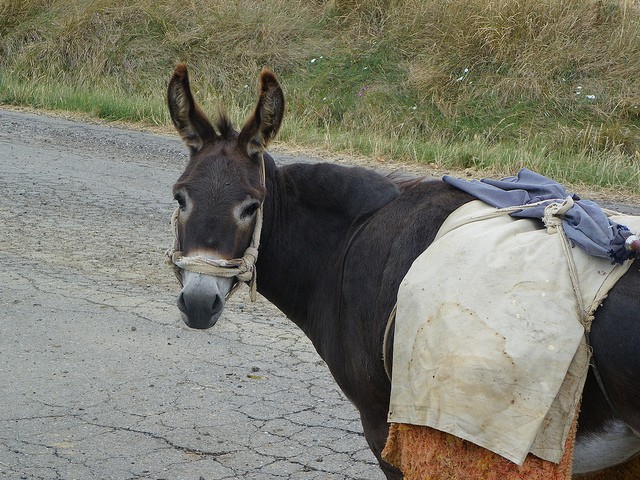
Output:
[[83, 421, 238, 459]]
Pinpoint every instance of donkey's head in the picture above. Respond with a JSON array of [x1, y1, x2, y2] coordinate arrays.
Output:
[[167, 63, 284, 329]]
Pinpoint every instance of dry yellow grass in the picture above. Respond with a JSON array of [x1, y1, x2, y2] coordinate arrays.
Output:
[[1, 0, 639, 190]]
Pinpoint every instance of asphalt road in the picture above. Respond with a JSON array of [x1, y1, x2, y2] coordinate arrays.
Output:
[[3, 108, 639, 480], [0, 109, 382, 480]]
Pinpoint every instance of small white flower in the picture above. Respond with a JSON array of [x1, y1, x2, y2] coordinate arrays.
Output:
[[310, 58, 316, 64], [586, 95, 596, 100], [456, 68, 469, 82]]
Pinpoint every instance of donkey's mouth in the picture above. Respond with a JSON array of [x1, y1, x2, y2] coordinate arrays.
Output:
[[178, 303, 223, 330], [177, 272, 232, 329]]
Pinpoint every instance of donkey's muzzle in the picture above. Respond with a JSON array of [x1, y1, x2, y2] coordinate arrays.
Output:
[[177, 272, 230, 329]]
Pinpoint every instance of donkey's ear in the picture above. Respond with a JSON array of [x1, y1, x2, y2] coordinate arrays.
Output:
[[167, 63, 217, 153], [238, 68, 285, 156]]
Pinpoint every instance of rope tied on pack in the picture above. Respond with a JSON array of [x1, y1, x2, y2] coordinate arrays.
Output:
[[165, 155, 265, 302], [542, 196, 592, 331]]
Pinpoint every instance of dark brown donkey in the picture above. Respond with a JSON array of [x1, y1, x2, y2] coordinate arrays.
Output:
[[166, 64, 640, 479]]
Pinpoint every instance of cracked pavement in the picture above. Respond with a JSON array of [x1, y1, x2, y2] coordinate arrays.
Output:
[[0, 109, 382, 480]]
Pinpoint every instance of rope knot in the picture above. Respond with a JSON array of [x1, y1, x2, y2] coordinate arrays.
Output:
[[543, 197, 574, 234]]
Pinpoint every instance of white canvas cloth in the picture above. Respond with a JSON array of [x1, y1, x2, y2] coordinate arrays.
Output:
[[388, 200, 640, 465]]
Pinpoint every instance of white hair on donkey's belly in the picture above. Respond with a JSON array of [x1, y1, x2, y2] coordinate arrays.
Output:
[[573, 419, 640, 474]]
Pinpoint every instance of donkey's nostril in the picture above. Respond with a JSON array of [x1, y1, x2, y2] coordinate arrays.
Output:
[[177, 291, 188, 314], [212, 294, 224, 317]]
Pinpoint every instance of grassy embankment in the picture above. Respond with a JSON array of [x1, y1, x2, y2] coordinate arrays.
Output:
[[1, 0, 639, 192]]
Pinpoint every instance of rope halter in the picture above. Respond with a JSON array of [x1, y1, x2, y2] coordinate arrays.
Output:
[[165, 155, 265, 302]]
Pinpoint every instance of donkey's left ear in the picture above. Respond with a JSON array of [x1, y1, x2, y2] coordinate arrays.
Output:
[[238, 68, 285, 156]]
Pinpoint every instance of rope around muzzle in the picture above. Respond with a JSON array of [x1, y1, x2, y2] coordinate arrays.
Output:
[[165, 156, 265, 302]]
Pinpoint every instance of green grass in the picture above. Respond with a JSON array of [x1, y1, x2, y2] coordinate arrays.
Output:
[[0, 75, 167, 123], [1, 0, 640, 192]]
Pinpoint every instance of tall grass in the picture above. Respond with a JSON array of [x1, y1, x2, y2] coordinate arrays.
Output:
[[1, 0, 639, 191]]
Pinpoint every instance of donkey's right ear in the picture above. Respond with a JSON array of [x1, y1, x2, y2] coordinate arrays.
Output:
[[167, 63, 217, 153]]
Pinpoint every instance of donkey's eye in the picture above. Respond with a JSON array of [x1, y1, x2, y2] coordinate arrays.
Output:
[[241, 202, 260, 220], [174, 192, 186, 211]]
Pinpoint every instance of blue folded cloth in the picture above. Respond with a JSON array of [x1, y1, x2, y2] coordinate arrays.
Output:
[[443, 168, 638, 264]]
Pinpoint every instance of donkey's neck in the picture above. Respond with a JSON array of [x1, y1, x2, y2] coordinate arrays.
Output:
[[256, 160, 399, 345]]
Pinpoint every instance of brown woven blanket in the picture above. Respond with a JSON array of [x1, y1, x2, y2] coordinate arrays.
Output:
[[381, 418, 577, 480]]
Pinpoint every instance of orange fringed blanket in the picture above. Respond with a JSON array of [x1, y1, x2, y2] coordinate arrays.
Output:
[[382, 421, 640, 480], [381, 420, 577, 480], [382, 421, 640, 479]]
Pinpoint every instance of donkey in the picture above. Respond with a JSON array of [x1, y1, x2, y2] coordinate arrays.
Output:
[[166, 63, 640, 478]]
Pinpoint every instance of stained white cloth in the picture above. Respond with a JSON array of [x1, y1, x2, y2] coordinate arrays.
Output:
[[388, 200, 640, 465]]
